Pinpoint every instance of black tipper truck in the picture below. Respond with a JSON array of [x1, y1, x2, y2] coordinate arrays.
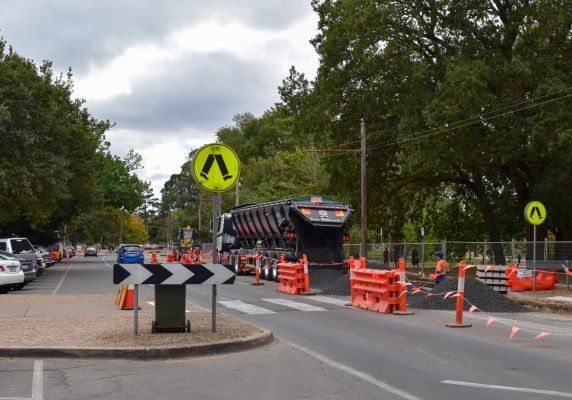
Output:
[[217, 196, 352, 281]]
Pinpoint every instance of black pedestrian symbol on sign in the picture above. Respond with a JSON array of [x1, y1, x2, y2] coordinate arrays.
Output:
[[200, 154, 233, 181], [530, 206, 543, 220]]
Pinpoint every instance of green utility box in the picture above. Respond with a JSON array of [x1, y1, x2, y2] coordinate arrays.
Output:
[[152, 285, 190, 333]]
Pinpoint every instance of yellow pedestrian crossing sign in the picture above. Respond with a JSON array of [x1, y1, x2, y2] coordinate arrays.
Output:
[[524, 201, 546, 225], [192, 144, 240, 192]]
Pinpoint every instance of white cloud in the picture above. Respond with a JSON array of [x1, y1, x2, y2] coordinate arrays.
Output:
[[0, 1, 319, 199]]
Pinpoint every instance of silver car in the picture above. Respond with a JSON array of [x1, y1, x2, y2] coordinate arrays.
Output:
[[0, 254, 25, 293]]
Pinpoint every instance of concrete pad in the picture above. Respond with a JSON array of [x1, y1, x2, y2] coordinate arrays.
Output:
[[546, 296, 572, 303], [0, 304, 29, 318]]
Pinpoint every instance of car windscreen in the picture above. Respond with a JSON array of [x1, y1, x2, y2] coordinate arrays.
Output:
[[0, 251, 20, 260], [123, 246, 141, 252], [10, 239, 34, 254]]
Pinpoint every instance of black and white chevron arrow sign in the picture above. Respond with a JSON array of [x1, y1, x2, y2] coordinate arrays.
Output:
[[113, 263, 235, 285]]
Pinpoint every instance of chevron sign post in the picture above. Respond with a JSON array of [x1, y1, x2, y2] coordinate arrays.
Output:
[[113, 263, 234, 335], [113, 263, 235, 285]]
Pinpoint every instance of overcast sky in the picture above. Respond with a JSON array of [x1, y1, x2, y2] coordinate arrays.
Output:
[[0, 1, 319, 197]]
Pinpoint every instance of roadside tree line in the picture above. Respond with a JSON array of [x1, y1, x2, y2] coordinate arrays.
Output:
[[152, 1, 572, 264], [0, 40, 148, 245]]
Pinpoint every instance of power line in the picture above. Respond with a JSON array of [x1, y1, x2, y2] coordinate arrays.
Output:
[[317, 89, 572, 158]]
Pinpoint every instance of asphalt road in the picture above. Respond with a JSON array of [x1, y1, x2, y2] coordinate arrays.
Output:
[[2, 254, 572, 400]]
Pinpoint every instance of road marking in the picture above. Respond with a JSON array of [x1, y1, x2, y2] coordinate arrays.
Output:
[[102, 257, 113, 269], [309, 295, 350, 307], [262, 298, 326, 312], [0, 397, 31, 400], [52, 264, 71, 295], [286, 341, 423, 400], [32, 360, 43, 400], [442, 380, 572, 398], [218, 300, 276, 315]]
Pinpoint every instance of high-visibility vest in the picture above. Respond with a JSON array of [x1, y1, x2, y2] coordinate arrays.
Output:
[[435, 259, 449, 273]]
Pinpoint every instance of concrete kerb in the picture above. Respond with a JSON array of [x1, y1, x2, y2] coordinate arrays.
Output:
[[0, 328, 274, 360]]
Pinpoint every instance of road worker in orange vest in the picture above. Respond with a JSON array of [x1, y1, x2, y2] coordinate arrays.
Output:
[[434, 252, 449, 284]]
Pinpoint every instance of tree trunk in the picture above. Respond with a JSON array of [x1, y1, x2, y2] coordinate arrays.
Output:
[[473, 178, 506, 265], [554, 227, 572, 261]]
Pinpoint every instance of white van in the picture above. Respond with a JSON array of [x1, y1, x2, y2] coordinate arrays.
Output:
[[0, 238, 38, 284]]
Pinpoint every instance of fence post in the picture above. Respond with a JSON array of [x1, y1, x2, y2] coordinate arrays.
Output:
[[511, 239, 516, 263], [483, 241, 487, 265], [544, 238, 548, 261], [442, 240, 447, 260]]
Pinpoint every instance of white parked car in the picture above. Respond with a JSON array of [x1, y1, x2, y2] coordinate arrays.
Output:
[[0, 258, 24, 294]]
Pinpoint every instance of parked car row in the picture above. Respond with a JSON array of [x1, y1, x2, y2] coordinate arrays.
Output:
[[0, 237, 73, 294]]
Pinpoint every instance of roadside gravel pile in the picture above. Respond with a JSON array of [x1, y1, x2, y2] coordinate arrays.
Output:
[[321, 273, 350, 296], [309, 269, 345, 290], [407, 277, 528, 313]]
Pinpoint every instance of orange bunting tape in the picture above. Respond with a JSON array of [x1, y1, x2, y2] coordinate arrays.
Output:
[[509, 326, 521, 341]]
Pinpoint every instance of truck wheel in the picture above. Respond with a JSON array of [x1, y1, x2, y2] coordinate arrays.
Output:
[[233, 252, 241, 275], [266, 251, 277, 281], [262, 256, 271, 280]]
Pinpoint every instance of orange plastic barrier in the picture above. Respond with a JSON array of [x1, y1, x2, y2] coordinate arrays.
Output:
[[393, 257, 414, 315], [350, 258, 400, 314], [166, 254, 174, 262], [505, 265, 558, 292], [277, 254, 310, 295]]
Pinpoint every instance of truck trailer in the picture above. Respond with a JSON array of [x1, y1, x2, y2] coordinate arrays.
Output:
[[217, 196, 351, 281]]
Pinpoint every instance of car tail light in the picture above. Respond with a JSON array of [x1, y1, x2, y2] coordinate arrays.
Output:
[[0, 265, 4, 271], [342, 234, 350, 241], [286, 232, 297, 239]]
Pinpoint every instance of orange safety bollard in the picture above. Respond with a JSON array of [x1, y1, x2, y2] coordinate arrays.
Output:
[[393, 257, 414, 315], [151, 250, 158, 264], [301, 254, 310, 293], [446, 261, 472, 328], [252, 252, 264, 286]]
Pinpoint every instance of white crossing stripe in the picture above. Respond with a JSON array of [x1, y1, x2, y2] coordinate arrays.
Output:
[[309, 295, 350, 307], [218, 300, 276, 315], [262, 298, 326, 312]]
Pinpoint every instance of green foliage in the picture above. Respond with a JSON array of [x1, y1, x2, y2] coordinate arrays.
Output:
[[279, 0, 572, 247], [0, 40, 147, 243]]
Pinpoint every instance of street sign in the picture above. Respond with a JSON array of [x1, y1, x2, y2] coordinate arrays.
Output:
[[524, 201, 547, 225], [113, 263, 235, 285], [191, 143, 240, 192]]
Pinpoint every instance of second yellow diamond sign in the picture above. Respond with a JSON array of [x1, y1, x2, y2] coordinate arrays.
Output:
[[192, 143, 240, 192]]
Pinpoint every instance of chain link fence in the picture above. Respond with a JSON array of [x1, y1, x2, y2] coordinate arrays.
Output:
[[345, 241, 572, 270]]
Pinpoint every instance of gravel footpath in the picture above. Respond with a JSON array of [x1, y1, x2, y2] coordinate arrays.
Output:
[[0, 295, 262, 349]]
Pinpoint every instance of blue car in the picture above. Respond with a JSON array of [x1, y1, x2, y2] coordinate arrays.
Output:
[[117, 244, 144, 264]]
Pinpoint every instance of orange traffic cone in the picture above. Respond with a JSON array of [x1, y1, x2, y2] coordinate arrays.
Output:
[[151, 250, 158, 264], [122, 285, 135, 310]]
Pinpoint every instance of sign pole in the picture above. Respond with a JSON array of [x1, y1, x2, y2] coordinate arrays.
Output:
[[212, 192, 218, 332], [134, 284, 139, 336], [533, 225, 536, 291], [360, 117, 368, 259]]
